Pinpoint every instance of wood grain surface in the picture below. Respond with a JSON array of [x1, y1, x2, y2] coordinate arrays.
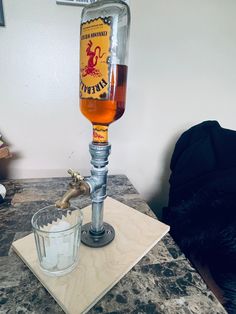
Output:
[[12, 197, 169, 314]]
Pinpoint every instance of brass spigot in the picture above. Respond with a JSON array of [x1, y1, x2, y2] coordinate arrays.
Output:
[[56, 169, 90, 209], [67, 168, 84, 182]]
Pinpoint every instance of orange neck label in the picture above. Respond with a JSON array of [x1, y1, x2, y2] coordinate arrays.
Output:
[[93, 125, 108, 144], [80, 17, 112, 100]]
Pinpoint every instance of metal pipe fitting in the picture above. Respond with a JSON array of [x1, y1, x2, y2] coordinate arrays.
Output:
[[56, 143, 115, 248], [81, 142, 115, 248]]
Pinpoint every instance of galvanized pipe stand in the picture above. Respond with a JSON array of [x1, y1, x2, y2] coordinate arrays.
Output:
[[82, 143, 115, 247]]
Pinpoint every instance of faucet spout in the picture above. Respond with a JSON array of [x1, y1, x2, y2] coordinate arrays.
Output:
[[56, 170, 90, 209]]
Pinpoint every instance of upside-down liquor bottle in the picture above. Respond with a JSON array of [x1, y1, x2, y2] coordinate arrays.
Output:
[[79, 0, 130, 145]]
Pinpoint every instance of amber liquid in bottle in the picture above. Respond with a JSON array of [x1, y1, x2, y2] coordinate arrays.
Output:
[[80, 64, 128, 125], [80, 0, 130, 145]]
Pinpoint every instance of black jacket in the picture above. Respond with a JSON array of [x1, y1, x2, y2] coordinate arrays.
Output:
[[163, 121, 236, 313], [168, 120, 236, 207]]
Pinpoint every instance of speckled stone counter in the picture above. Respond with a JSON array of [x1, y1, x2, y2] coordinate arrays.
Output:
[[0, 175, 227, 314]]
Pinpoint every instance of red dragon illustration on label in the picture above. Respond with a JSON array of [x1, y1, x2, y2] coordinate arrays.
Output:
[[82, 40, 105, 77]]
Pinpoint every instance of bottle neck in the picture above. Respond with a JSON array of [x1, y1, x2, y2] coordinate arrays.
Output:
[[92, 125, 109, 145]]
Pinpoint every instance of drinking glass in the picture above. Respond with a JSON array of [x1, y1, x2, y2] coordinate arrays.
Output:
[[31, 204, 83, 276]]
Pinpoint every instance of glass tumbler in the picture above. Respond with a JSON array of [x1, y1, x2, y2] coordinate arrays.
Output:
[[31, 205, 83, 276]]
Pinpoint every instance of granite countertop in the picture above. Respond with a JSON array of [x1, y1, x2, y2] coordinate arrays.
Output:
[[0, 175, 227, 314]]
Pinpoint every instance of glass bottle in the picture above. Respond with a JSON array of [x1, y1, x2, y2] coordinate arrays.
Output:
[[79, 0, 130, 144]]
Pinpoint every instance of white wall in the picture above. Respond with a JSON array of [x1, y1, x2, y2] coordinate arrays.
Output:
[[1, 0, 236, 213]]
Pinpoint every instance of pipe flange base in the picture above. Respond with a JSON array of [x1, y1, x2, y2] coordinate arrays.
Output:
[[81, 222, 115, 248]]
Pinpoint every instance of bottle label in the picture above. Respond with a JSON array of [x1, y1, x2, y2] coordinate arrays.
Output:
[[80, 17, 112, 100], [93, 125, 108, 143]]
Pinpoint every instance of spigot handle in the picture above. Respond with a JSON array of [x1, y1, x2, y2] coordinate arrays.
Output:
[[68, 169, 84, 183]]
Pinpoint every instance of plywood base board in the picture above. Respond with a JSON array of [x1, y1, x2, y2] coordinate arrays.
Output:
[[12, 197, 170, 314]]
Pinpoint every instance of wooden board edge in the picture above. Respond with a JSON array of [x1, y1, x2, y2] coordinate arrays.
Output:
[[12, 243, 69, 314]]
